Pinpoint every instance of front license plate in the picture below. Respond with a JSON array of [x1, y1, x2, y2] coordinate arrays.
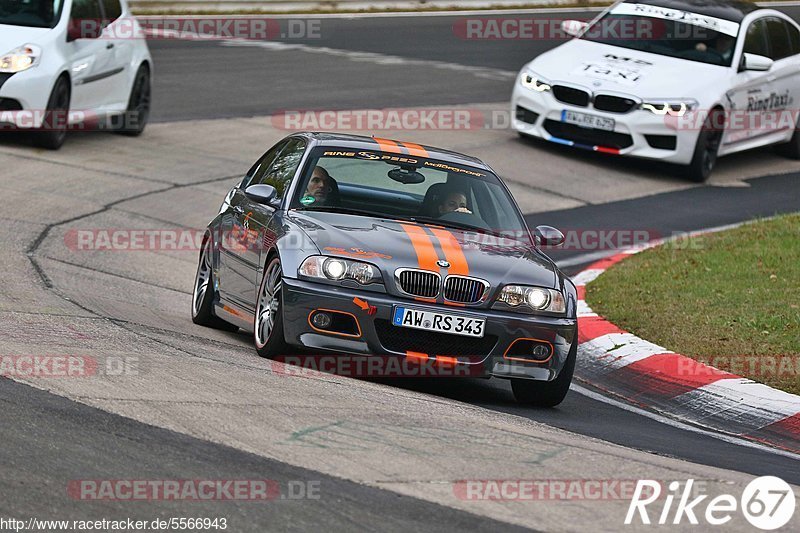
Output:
[[562, 110, 615, 131], [392, 306, 485, 338]]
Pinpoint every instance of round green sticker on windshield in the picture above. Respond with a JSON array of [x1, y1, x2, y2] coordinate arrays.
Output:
[[300, 195, 316, 205]]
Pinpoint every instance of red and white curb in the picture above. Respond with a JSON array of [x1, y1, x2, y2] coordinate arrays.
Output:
[[574, 251, 800, 454]]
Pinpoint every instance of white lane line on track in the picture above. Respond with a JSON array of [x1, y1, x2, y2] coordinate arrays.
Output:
[[147, 27, 517, 80], [570, 383, 800, 460], [218, 38, 517, 80]]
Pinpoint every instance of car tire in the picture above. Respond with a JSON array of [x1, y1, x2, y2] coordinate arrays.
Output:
[[254, 256, 289, 358], [775, 121, 800, 159], [192, 236, 239, 332], [685, 108, 724, 183], [117, 64, 151, 136], [510, 340, 576, 407], [32, 75, 70, 150]]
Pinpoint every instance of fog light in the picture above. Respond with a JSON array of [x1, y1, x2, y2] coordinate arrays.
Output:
[[532, 344, 551, 358], [312, 312, 332, 329]]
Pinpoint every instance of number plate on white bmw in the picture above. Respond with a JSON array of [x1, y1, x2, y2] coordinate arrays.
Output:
[[392, 306, 485, 338], [562, 110, 615, 131]]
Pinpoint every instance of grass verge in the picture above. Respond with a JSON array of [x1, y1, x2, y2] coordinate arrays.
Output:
[[586, 214, 800, 395]]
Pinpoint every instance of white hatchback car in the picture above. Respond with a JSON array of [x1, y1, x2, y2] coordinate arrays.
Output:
[[512, 0, 800, 181], [0, 0, 152, 149]]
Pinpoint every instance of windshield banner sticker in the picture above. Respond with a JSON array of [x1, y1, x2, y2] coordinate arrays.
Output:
[[320, 150, 486, 177], [611, 3, 740, 37]]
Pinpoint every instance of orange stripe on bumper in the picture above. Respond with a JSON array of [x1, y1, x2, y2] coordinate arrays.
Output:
[[406, 351, 429, 362], [400, 223, 440, 272]]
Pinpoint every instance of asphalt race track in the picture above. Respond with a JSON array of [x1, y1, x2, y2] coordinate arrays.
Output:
[[1, 7, 800, 531]]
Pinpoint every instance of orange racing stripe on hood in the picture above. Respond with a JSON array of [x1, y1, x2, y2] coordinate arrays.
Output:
[[400, 223, 440, 272], [373, 137, 403, 154], [401, 142, 429, 158], [429, 228, 469, 277]]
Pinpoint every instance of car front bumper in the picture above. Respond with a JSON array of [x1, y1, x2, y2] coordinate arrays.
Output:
[[511, 83, 701, 165], [0, 70, 56, 129], [280, 277, 577, 381]]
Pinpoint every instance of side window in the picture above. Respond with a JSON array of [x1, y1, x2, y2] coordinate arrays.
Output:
[[242, 141, 287, 189], [766, 18, 793, 60], [101, 0, 122, 23], [254, 138, 306, 199], [70, 0, 103, 21], [743, 19, 769, 58], [788, 22, 800, 55]]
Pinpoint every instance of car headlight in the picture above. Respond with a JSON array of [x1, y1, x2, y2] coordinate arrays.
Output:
[[640, 100, 698, 117], [299, 256, 382, 285], [495, 285, 565, 314], [519, 70, 551, 92], [0, 44, 42, 74]]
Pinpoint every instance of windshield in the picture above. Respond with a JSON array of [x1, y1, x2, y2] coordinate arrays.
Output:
[[292, 146, 529, 238], [581, 2, 740, 66], [0, 0, 63, 28]]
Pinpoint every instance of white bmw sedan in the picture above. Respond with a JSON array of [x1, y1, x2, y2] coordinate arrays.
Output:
[[0, 0, 152, 149], [511, 0, 800, 181]]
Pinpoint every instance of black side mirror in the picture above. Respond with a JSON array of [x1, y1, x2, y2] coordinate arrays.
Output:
[[244, 184, 278, 206], [534, 225, 565, 247]]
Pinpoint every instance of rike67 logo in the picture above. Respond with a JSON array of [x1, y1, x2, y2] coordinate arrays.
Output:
[[626, 477, 795, 530]]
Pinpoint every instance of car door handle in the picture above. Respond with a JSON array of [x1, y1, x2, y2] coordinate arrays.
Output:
[[767, 75, 776, 82], [106, 43, 114, 49]]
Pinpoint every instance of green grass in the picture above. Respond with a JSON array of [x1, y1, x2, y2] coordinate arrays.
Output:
[[586, 214, 800, 395]]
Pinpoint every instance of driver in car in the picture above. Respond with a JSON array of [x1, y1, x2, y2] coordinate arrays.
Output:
[[694, 34, 735, 63], [304, 166, 334, 205], [438, 190, 472, 216]]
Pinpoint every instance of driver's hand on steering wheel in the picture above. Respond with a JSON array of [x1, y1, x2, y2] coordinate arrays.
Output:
[[454, 207, 473, 214]]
